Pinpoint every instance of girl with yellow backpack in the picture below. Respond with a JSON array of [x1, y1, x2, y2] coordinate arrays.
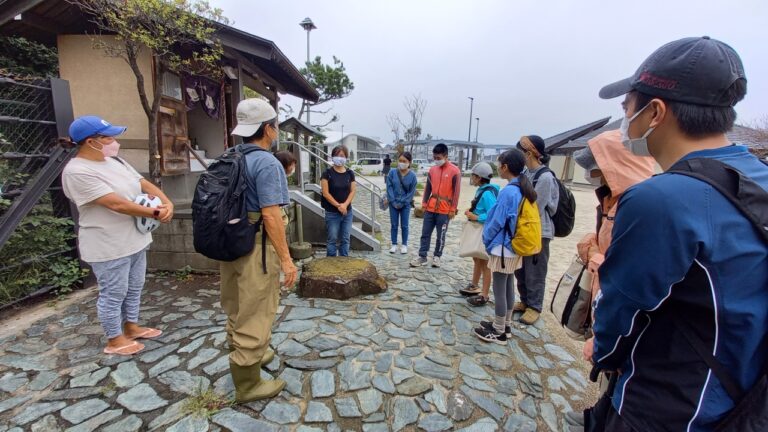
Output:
[[475, 148, 541, 344]]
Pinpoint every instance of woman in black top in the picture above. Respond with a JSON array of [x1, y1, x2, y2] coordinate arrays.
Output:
[[321, 145, 357, 256]]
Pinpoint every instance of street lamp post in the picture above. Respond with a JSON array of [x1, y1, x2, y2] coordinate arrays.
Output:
[[299, 17, 318, 183], [475, 118, 480, 142], [299, 17, 316, 126]]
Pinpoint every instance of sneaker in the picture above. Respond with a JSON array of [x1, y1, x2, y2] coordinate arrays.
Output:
[[519, 308, 541, 325], [474, 326, 508, 345], [389, 245, 398, 254], [400, 245, 408, 254], [431, 256, 442, 268], [480, 320, 512, 338], [410, 257, 428, 267], [513, 302, 527, 313]]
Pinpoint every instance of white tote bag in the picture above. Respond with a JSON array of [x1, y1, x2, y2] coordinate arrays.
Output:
[[458, 221, 488, 260]]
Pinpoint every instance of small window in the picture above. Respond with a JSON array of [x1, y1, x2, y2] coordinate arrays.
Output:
[[162, 72, 182, 100]]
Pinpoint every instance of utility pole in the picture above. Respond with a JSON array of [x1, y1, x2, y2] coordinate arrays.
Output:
[[475, 118, 480, 142], [466, 97, 474, 170]]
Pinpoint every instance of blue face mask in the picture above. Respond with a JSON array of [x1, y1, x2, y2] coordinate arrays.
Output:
[[332, 156, 347, 167]]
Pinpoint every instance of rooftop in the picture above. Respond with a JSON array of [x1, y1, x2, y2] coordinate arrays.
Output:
[[0, 0, 319, 101]]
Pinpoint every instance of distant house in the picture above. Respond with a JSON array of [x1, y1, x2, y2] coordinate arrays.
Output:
[[1, 0, 319, 205], [478, 117, 611, 177], [322, 132, 383, 161], [409, 139, 484, 171], [551, 120, 768, 184]]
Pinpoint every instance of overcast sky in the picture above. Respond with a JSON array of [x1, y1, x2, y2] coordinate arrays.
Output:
[[211, 0, 768, 146]]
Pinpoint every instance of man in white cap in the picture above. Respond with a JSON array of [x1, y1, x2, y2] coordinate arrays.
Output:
[[222, 98, 297, 402]]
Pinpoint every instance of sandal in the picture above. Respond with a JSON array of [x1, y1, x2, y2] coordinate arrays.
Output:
[[459, 284, 482, 296], [467, 295, 489, 306], [128, 328, 163, 340], [103, 341, 145, 356]]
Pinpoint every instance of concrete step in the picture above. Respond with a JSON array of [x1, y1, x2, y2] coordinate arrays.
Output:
[[304, 183, 382, 233], [290, 190, 380, 252]]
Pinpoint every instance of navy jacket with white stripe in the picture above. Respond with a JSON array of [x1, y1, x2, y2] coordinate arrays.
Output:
[[593, 145, 768, 431]]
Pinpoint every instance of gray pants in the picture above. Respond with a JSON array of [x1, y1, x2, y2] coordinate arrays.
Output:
[[514, 238, 551, 312], [89, 248, 147, 339], [492, 272, 515, 318]]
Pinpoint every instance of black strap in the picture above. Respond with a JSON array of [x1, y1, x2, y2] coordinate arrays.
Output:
[[262, 226, 267, 274], [469, 185, 498, 213], [677, 321, 746, 402], [668, 158, 768, 244], [396, 170, 408, 192], [532, 166, 553, 185], [252, 216, 268, 274], [666, 157, 768, 402], [111, 156, 126, 165]]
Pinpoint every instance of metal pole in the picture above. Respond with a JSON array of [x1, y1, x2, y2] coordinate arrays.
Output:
[[306, 30, 311, 126], [296, 204, 305, 244], [475, 117, 480, 142], [467, 97, 473, 170]]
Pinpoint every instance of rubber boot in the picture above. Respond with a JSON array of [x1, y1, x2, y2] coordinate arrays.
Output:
[[228, 344, 275, 367], [229, 361, 285, 403]]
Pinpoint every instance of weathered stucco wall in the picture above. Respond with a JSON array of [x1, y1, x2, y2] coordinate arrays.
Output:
[[58, 34, 153, 166]]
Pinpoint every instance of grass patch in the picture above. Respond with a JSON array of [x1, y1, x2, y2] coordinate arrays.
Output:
[[182, 386, 231, 419], [100, 379, 117, 396], [174, 265, 194, 282], [304, 256, 372, 278]]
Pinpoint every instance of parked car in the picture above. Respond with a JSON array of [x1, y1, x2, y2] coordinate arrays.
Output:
[[350, 158, 384, 175], [412, 159, 434, 176]]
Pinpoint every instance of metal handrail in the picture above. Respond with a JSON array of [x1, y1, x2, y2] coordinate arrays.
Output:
[[285, 140, 382, 225], [297, 143, 381, 196], [287, 140, 383, 198]]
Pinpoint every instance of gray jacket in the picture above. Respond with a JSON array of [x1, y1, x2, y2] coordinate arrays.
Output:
[[525, 166, 559, 240]]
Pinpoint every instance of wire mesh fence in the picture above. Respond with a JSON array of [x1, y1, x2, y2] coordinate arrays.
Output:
[[0, 72, 84, 308]]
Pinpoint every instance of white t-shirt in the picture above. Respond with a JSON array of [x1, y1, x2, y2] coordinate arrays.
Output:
[[62, 157, 152, 263]]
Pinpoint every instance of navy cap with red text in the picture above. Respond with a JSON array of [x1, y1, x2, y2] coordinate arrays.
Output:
[[599, 36, 746, 107]]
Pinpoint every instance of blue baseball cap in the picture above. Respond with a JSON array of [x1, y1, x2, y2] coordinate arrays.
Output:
[[69, 116, 127, 143]]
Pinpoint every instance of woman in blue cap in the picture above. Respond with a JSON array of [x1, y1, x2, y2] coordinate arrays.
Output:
[[62, 116, 174, 356]]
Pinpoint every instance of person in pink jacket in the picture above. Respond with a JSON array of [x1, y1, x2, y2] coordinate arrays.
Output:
[[576, 130, 656, 357], [565, 129, 655, 430]]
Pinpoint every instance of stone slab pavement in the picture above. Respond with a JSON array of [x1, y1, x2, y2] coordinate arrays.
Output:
[[0, 178, 601, 432]]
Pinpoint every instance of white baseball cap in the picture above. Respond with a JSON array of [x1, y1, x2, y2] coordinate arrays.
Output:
[[231, 98, 277, 137]]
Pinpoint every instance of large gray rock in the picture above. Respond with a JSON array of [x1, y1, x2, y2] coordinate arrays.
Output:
[[116, 383, 168, 413], [298, 258, 387, 300], [446, 391, 474, 422], [391, 397, 419, 432], [212, 408, 279, 432], [60, 399, 109, 424]]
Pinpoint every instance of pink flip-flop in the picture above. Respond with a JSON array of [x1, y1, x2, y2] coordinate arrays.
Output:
[[129, 328, 163, 340], [103, 341, 144, 356]]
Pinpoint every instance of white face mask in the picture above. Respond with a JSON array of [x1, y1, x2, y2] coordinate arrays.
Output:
[[332, 157, 347, 167], [620, 103, 654, 157], [584, 172, 602, 186], [398, 162, 409, 170], [287, 168, 295, 177], [434, 158, 446, 167]]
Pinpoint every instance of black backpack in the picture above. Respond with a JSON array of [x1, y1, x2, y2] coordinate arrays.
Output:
[[192, 144, 265, 263], [533, 167, 576, 237], [666, 157, 768, 432]]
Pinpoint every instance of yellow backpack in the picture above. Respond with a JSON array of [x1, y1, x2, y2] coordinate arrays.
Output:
[[510, 198, 542, 256]]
